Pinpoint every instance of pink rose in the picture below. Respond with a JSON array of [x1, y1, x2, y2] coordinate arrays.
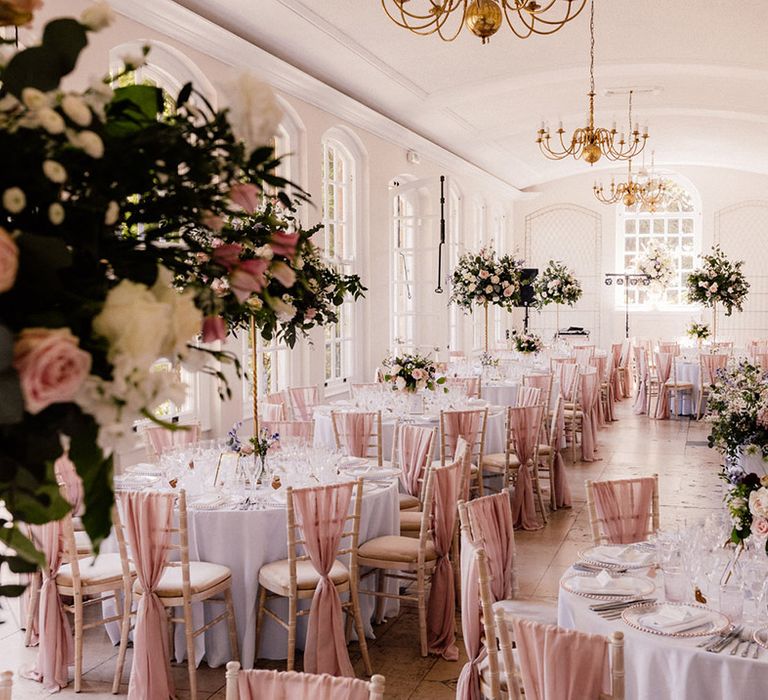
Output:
[[229, 183, 261, 213], [752, 516, 768, 538], [270, 231, 300, 258], [13, 327, 91, 414], [211, 278, 229, 296], [211, 243, 243, 271], [230, 258, 269, 302], [305, 308, 317, 320], [412, 368, 424, 380], [0, 226, 18, 293], [503, 286, 514, 297], [479, 270, 490, 280], [202, 316, 227, 343]]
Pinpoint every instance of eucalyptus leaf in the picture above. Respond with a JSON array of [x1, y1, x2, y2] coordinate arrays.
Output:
[[0, 525, 44, 567]]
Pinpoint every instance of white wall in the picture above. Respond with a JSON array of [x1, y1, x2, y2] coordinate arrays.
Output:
[[513, 165, 768, 347]]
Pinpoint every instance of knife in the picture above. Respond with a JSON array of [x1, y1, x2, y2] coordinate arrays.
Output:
[[589, 597, 653, 612], [707, 626, 741, 653]]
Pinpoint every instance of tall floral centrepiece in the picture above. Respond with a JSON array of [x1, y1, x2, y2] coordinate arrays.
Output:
[[382, 353, 446, 393], [533, 259, 582, 336], [0, 5, 364, 569], [687, 245, 749, 341], [450, 246, 524, 352]]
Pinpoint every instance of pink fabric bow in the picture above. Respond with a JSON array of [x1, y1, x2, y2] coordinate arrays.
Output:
[[292, 483, 355, 677], [592, 477, 655, 544], [654, 352, 673, 419], [632, 346, 649, 415], [288, 386, 318, 421], [579, 370, 599, 462], [397, 424, 434, 498], [336, 412, 374, 458], [508, 405, 544, 530]]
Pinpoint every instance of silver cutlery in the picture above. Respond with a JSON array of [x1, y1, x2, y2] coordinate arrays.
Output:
[[730, 632, 748, 656], [741, 639, 754, 658], [754, 642, 761, 659], [589, 597, 652, 612], [574, 562, 628, 575], [707, 626, 742, 653], [697, 630, 729, 648]]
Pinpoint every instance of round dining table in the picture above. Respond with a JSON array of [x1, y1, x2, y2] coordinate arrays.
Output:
[[557, 566, 768, 700]]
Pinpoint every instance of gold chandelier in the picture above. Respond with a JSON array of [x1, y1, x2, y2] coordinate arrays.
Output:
[[593, 158, 667, 209], [380, 0, 587, 44], [537, 1, 649, 164], [636, 151, 666, 212]]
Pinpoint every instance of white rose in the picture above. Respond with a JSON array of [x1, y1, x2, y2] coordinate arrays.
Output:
[[150, 266, 203, 358], [38, 108, 65, 134], [21, 87, 49, 110], [80, 1, 115, 30], [269, 296, 296, 321], [42, 159, 67, 184], [2, 187, 26, 214], [61, 94, 92, 127], [104, 201, 119, 226], [468, 283, 476, 292], [71, 130, 104, 158], [491, 275, 500, 284], [395, 376, 407, 391], [49, 202, 65, 225], [219, 73, 282, 152], [93, 279, 172, 366], [485, 285, 493, 293], [750, 488, 768, 519], [121, 52, 147, 69], [709, 283, 718, 293], [391, 364, 402, 375]]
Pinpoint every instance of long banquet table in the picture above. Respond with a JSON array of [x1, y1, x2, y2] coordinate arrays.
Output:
[[556, 566, 768, 700]]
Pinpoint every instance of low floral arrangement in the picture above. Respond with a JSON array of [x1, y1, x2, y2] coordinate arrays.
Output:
[[450, 246, 524, 312], [636, 240, 675, 287], [686, 321, 711, 341], [225, 420, 253, 455], [511, 330, 543, 354], [686, 245, 750, 316], [382, 353, 446, 393], [0, 4, 364, 572], [479, 351, 499, 368], [249, 427, 280, 459], [722, 470, 768, 551], [534, 260, 582, 308]]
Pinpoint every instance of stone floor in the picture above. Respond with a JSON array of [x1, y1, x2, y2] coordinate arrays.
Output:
[[1, 400, 725, 699]]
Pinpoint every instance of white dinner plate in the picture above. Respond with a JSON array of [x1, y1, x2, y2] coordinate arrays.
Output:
[[622, 602, 729, 638], [578, 543, 656, 570], [561, 572, 656, 600]]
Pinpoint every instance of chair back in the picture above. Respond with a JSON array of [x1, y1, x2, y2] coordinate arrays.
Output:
[[633, 345, 648, 380], [439, 408, 488, 467], [586, 475, 659, 545], [573, 346, 594, 367], [516, 385, 542, 408], [748, 340, 768, 358], [392, 424, 436, 500], [288, 386, 320, 421], [555, 361, 579, 402], [445, 376, 481, 399], [658, 340, 680, 356], [265, 390, 289, 408], [711, 341, 734, 356], [700, 353, 728, 385], [54, 452, 84, 515], [495, 611, 624, 700], [0, 671, 12, 700], [578, 368, 599, 413], [331, 410, 383, 465], [261, 420, 314, 446], [286, 480, 362, 676], [142, 422, 201, 460], [755, 353, 768, 372], [260, 402, 286, 422], [224, 663, 386, 700], [523, 372, 553, 406]]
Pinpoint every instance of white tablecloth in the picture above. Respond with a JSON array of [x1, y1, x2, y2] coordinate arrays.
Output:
[[558, 567, 768, 700], [670, 361, 700, 415], [105, 481, 399, 668], [482, 379, 561, 410], [313, 405, 506, 457]]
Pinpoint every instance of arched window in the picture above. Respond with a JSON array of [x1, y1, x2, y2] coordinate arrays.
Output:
[[473, 199, 487, 248], [321, 128, 362, 387], [617, 176, 702, 308], [392, 184, 417, 349]]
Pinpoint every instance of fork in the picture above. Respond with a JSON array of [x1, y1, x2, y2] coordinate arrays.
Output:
[[730, 632, 749, 656]]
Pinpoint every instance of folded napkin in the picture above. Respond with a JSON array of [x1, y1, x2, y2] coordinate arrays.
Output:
[[640, 606, 712, 634], [569, 571, 644, 595], [591, 545, 655, 566]]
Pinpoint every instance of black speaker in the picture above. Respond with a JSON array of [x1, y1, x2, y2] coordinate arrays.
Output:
[[517, 267, 538, 307]]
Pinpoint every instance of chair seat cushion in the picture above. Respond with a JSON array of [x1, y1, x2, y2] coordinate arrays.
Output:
[[493, 598, 558, 626], [482, 453, 520, 470], [398, 493, 420, 511], [135, 561, 231, 597], [358, 535, 436, 563], [57, 553, 128, 588], [399, 511, 422, 532], [664, 380, 694, 389], [258, 558, 349, 592]]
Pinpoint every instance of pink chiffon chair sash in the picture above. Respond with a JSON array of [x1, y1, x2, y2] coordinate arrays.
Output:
[[119, 491, 175, 700], [592, 477, 655, 544], [610, 343, 623, 398], [54, 452, 84, 514], [548, 397, 572, 509], [465, 493, 516, 597], [262, 420, 314, 444], [457, 540, 484, 700], [397, 424, 434, 498], [145, 423, 200, 458], [557, 362, 579, 402], [508, 405, 544, 530], [654, 352, 673, 420], [261, 402, 286, 421], [427, 461, 461, 661], [755, 353, 768, 371], [442, 410, 482, 457], [579, 370, 599, 462], [26, 519, 72, 692], [237, 669, 371, 700], [516, 385, 542, 408], [524, 373, 551, 403], [289, 386, 319, 421], [632, 346, 648, 415], [511, 618, 609, 700], [292, 482, 355, 677], [336, 412, 374, 458], [700, 353, 728, 385]]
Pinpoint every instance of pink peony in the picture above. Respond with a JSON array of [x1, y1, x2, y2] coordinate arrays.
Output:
[[211, 243, 243, 271], [503, 286, 514, 297], [305, 307, 317, 320], [479, 270, 490, 279], [0, 226, 18, 293], [270, 261, 296, 287], [229, 183, 261, 213], [752, 515, 768, 538], [229, 258, 269, 302], [270, 231, 300, 258], [13, 327, 91, 414], [202, 316, 227, 343]]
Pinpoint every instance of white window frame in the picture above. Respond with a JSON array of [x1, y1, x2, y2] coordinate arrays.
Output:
[[616, 174, 702, 311], [447, 185, 462, 353]]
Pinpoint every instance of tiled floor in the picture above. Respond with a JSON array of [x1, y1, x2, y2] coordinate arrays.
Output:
[[2, 400, 725, 699]]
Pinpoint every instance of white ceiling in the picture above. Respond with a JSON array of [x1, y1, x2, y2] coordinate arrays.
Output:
[[173, 0, 768, 190]]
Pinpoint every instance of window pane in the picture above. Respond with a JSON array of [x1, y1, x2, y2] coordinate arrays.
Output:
[[639, 219, 650, 234], [668, 219, 679, 234], [625, 220, 636, 234], [682, 218, 693, 234], [653, 219, 665, 234]]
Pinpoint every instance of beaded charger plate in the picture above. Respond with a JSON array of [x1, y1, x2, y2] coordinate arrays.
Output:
[[577, 544, 656, 570], [753, 627, 768, 650], [621, 602, 729, 638], [561, 573, 655, 601]]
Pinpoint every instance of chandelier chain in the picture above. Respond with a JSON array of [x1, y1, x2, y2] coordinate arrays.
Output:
[[589, 0, 595, 96]]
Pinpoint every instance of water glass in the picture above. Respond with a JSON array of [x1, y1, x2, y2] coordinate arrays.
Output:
[[662, 565, 688, 603], [719, 584, 744, 623]]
